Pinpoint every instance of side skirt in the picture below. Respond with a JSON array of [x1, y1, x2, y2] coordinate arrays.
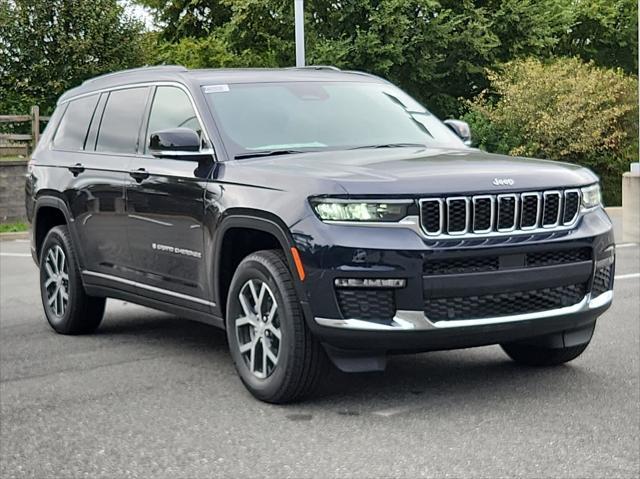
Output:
[[84, 284, 225, 329]]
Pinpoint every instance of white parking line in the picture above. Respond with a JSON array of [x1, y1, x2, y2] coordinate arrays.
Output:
[[616, 273, 640, 280], [372, 406, 416, 417], [616, 243, 639, 249]]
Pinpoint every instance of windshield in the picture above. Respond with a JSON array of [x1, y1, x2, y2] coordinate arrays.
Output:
[[202, 81, 466, 159]]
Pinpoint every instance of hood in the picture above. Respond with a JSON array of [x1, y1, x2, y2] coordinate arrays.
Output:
[[227, 147, 598, 196]]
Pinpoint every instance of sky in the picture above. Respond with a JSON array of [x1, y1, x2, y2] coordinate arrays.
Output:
[[119, 0, 154, 30]]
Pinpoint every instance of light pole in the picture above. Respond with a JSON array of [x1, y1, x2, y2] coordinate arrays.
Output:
[[295, 0, 305, 67]]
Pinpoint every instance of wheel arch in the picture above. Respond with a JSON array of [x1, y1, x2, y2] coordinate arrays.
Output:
[[33, 195, 78, 264], [213, 210, 309, 321]]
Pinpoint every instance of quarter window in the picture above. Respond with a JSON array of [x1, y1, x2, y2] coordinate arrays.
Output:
[[96, 87, 149, 154], [53, 94, 99, 150], [146, 86, 201, 152]]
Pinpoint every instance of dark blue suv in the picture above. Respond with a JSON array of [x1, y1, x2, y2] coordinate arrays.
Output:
[[26, 66, 614, 402]]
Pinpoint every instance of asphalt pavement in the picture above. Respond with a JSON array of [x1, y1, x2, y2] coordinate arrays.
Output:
[[1, 237, 638, 478]]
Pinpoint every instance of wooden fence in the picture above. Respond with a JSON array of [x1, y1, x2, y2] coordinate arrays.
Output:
[[0, 106, 51, 155]]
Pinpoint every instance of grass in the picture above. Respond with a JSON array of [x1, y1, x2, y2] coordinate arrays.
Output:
[[0, 222, 28, 233], [0, 155, 27, 162]]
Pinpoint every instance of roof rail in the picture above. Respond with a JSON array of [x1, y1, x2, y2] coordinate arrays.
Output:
[[287, 65, 341, 71], [342, 70, 385, 80], [82, 65, 188, 85]]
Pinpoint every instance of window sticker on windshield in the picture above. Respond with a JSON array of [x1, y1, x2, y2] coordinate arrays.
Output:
[[204, 84, 230, 93]]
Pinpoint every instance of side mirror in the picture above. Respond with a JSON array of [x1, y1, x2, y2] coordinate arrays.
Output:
[[149, 128, 201, 159], [444, 119, 472, 146]]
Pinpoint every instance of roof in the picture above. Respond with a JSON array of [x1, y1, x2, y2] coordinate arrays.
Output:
[[58, 65, 386, 104]]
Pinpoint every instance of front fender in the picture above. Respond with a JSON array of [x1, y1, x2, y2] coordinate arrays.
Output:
[[209, 209, 313, 324]]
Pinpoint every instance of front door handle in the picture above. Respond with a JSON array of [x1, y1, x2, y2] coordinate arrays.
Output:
[[68, 163, 85, 176], [129, 168, 150, 183]]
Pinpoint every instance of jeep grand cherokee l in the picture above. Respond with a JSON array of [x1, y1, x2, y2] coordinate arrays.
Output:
[[26, 66, 615, 403]]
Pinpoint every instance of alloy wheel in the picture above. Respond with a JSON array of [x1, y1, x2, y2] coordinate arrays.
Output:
[[235, 279, 282, 379], [44, 245, 69, 318]]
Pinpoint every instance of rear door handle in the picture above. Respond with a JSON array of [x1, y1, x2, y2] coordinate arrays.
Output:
[[129, 168, 150, 182], [68, 163, 85, 176]]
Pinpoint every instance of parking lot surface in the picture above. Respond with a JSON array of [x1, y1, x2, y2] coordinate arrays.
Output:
[[1, 238, 638, 478]]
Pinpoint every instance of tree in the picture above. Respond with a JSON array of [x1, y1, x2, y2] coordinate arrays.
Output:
[[0, 0, 147, 114], [555, 0, 638, 74], [135, 0, 232, 42], [470, 0, 574, 61]]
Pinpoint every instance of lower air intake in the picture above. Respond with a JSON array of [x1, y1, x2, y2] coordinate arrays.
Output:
[[592, 264, 613, 297], [424, 283, 586, 321], [336, 288, 395, 320]]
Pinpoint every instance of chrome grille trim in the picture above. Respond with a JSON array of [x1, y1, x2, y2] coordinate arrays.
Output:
[[418, 188, 583, 238], [472, 195, 494, 233], [497, 194, 518, 232], [418, 198, 444, 236], [542, 190, 562, 228], [520, 192, 541, 230], [563, 189, 581, 225], [446, 197, 470, 235]]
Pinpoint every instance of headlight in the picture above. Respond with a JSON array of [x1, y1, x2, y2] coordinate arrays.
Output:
[[311, 199, 411, 222], [581, 184, 602, 209]]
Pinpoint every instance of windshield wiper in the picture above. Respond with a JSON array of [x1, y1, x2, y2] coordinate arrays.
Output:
[[235, 149, 310, 160], [348, 142, 427, 150], [235, 143, 426, 159]]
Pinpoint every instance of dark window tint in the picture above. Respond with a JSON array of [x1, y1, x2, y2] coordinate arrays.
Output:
[[96, 87, 149, 154], [146, 86, 200, 152], [53, 95, 99, 150]]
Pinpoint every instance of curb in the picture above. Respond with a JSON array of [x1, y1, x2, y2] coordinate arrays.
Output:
[[0, 231, 29, 241]]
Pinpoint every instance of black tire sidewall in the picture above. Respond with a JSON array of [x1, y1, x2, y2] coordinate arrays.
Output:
[[502, 337, 592, 367], [226, 254, 300, 400]]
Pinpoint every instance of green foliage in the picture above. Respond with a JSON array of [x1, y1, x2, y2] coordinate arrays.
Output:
[[155, 33, 281, 68], [0, 0, 147, 115], [136, 0, 232, 42], [464, 58, 639, 205], [476, 0, 575, 61], [0, 222, 28, 233], [556, 0, 638, 74]]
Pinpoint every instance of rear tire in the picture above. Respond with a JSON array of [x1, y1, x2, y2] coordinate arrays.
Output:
[[501, 341, 590, 366], [226, 250, 328, 403], [39, 225, 106, 334]]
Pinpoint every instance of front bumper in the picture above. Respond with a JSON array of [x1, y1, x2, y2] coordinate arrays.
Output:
[[315, 290, 612, 331], [293, 207, 615, 353]]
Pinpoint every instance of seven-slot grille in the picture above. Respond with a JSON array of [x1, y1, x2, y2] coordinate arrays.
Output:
[[420, 189, 581, 237]]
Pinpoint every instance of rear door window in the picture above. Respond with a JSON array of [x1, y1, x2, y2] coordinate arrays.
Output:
[[53, 94, 99, 150], [95, 87, 150, 154]]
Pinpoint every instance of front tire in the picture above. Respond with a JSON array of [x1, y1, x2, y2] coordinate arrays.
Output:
[[226, 250, 328, 403], [501, 341, 590, 366], [39, 225, 106, 334]]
